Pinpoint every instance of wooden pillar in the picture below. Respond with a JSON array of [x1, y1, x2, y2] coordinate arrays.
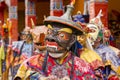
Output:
[[0, 10, 4, 24], [73, 0, 84, 15], [25, 0, 36, 28], [89, 0, 108, 27], [50, 0, 64, 16], [0, 1, 6, 24], [0, 1, 6, 39], [8, 0, 18, 41], [0, 19, 2, 36]]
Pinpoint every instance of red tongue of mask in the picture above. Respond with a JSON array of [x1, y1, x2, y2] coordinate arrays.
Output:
[[46, 41, 58, 47]]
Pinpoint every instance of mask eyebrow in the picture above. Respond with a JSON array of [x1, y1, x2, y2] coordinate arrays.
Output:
[[47, 24, 53, 29], [58, 28, 72, 34]]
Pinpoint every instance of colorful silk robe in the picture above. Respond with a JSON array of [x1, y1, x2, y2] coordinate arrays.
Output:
[[0, 42, 5, 75], [80, 48, 104, 70], [15, 52, 95, 80], [94, 44, 120, 75], [11, 41, 34, 78]]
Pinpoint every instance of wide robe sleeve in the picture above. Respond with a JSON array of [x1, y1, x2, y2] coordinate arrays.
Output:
[[14, 54, 45, 80]]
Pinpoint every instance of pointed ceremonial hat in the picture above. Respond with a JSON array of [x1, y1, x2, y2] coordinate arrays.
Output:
[[44, 5, 83, 35]]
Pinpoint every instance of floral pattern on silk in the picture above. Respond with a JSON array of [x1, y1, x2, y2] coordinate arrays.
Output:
[[15, 52, 95, 80]]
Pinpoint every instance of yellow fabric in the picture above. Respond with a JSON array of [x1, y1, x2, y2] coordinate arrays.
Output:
[[80, 48, 102, 63], [105, 60, 112, 66], [14, 55, 42, 80], [58, 28, 72, 34], [80, 48, 103, 69], [105, 60, 120, 75], [59, 52, 69, 64], [14, 63, 28, 80], [6, 47, 14, 69], [24, 70, 33, 79], [0, 45, 5, 75], [117, 66, 120, 75], [1, 68, 9, 80]]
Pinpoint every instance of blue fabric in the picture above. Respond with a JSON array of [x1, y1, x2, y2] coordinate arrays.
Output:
[[73, 14, 85, 23], [22, 42, 33, 58], [76, 41, 83, 49], [95, 44, 120, 76], [71, 41, 83, 57], [109, 35, 114, 41]]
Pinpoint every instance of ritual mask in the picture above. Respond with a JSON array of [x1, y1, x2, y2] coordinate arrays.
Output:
[[44, 4, 83, 58], [45, 24, 76, 58], [22, 26, 33, 41], [86, 23, 99, 45], [77, 35, 86, 46], [103, 28, 111, 39]]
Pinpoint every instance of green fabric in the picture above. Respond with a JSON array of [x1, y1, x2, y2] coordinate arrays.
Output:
[[0, 44, 5, 75], [98, 30, 103, 39]]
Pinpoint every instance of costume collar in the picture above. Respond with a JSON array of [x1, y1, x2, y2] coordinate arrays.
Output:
[[49, 51, 73, 65]]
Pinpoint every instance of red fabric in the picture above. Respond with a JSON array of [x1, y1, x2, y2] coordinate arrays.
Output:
[[108, 75, 119, 80], [22, 53, 95, 79]]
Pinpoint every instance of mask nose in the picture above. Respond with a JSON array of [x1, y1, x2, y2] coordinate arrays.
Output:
[[52, 29, 58, 36], [45, 37, 56, 42], [45, 31, 57, 42]]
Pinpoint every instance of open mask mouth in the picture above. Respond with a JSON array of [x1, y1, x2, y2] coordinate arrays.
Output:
[[46, 41, 64, 53], [45, 40, 66, 58], [46, 43, 58, 52]]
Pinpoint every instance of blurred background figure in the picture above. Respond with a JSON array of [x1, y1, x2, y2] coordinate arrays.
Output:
[[0, 22, 9, 80], [10, 26, 34, 79], [73, 11, 85, 23]]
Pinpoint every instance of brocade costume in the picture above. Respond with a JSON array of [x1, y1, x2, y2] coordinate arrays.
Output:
[[11, 41, 34, 78], [15, 52, 95, 80], [95, 44, 120, 75], [80, 48, 104, 70]]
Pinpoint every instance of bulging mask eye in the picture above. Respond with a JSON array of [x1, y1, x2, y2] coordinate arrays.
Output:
[[59, 33, 65, 38], [58, 32, 70, 40]]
